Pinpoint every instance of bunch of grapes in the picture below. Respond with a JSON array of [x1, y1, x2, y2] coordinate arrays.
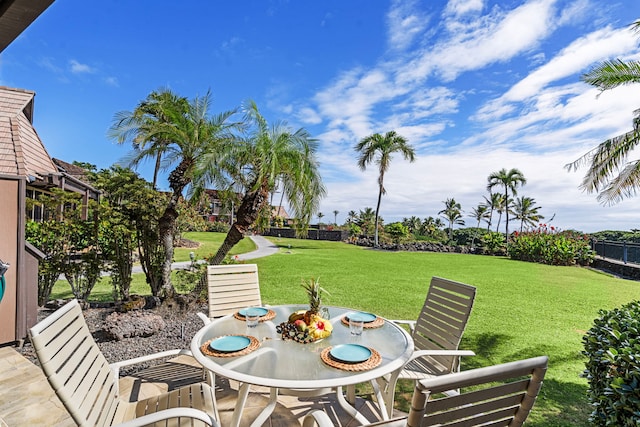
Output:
[[276, 322, 316, 344]]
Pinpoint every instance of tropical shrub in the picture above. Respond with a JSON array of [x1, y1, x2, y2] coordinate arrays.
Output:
[[583, 301, 640, 426], [206, 221, 231, 233], [384, 222, 409, 243], [507, 224, 594, 266], [481, 231, 505, 255]]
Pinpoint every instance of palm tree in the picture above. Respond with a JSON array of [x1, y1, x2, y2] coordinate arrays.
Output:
[[439, 198, 465, 241], [109, 89, 240, 299], [403, 216, 422, 235], [355, 131, 416, 246], [358, 207, 376, 236], [110, 89, 186, 190], [566, 20, 640, 205], [513, 196, 544, 232], [469, 204, 490, 248], [420, 216, 444, 237], [332, 210, 339, 225], [483, 192, 504, 231], [209, 101, 325, 265], [346, 210, 358, 224], [317, 212, 324, 226], [487, 168, 527, 243]]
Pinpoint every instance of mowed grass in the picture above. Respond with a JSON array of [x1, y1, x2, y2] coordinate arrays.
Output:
[[251, 236, 639, 426], [50, 233, 640, 426]]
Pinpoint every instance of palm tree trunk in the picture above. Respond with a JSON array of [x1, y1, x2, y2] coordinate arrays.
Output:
[[374, 184, 383, 247], [210, 183, 270, 265], [152, 152, 162, 190], [504, 188, 510, 244], [159, 159, 193, 300], [158, 197, 179, 299]]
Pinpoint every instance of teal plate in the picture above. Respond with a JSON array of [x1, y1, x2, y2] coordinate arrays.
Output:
[[238, 307, 269, 317], [330, 344, 372, 363], [346, 312, 377, 323], [209, 335, 251, 352]]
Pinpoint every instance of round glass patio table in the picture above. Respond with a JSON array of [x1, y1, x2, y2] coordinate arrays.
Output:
[[190, 304, 413, 427]]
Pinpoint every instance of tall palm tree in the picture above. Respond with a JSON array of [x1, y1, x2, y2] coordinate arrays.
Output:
[[438, 198, 465, 241], [566, 20, 640, 205], [332, 210, 339, 225], [109, 89, 240, 298], [317, 212, 324, 226], [209, 101, 325, 265], [355, 131, 416, 246], [487, 168, 527, 243], [513, 196, 544, 232]]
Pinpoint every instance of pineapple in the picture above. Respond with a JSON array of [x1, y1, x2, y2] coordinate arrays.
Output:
[[302, 277, 326, 324]]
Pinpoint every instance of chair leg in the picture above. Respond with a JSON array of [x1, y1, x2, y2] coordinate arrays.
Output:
[[378, 369, 401, 419]]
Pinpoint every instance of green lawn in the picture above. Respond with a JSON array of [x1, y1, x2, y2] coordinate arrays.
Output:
[[50, 233, 640, 426]]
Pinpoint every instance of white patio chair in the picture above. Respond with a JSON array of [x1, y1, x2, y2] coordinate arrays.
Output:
[[304, 355, 548, 427], [377, 276, 476, 417], [197, 263, 262, 324], [29, 299, 219, 427]]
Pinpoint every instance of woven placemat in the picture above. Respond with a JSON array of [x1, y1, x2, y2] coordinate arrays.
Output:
[[321, 346, 382, 371], [200, 335, 260, 358], [341, 315, 385, 329], [233, 309, 277, 322]]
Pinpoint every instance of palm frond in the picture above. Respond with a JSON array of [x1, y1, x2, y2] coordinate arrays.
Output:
[[597, 159, 640, 205], [581, 59, 640, 91]]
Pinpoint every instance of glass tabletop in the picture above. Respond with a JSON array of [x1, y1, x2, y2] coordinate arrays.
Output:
[[191, 305, 414, 389]]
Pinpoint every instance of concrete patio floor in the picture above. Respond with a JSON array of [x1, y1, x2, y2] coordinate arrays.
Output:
[[0, 347, 405, 426]]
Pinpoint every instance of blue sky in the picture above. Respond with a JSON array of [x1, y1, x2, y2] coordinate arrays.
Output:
[[2, 0, 640, 232]]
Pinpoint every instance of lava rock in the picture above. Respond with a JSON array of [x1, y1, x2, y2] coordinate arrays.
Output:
[[104, 311, 167, 341]]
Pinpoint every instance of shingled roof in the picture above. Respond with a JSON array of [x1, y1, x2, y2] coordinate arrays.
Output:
[[0, 86, 58, 178]]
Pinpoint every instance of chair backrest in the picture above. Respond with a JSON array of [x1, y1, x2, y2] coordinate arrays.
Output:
[[413, 277, 476, 374], [29, 299, 121, 427], [407, 356, 548, 427], [206, 263, 262, 318]]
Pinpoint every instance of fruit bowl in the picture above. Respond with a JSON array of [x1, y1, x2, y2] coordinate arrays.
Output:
[[276, 311, 333, 343]]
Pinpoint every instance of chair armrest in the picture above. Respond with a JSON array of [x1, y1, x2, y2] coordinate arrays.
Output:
[[110, 348, 193, 376], [115, 407, 218, 427], [390, 319, 416, 333], [197, 312, 212, 325], [302, 410, 336, 427]]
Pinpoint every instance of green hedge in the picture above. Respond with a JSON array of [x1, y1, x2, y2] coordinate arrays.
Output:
[[583, 301, 640, 426]]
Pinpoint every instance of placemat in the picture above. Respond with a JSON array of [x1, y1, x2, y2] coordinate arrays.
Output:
[[341, 315, 385, 329], [320, 346, 382, 372], [233, 309, 277, 322], [200, 335, 260, 358]]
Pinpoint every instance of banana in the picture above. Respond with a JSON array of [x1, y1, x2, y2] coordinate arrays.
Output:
[[288, 310, 307, 323]]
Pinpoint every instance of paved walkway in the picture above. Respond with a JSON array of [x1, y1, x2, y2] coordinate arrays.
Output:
[[131, 235, 279, 274]]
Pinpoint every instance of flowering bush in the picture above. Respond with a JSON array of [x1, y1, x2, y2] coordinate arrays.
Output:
[[507, 224, 594, 266]]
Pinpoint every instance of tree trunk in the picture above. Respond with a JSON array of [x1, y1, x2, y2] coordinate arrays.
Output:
[[374, 184, 383, 247], [158, 202, 179, 299], [504, 188, 510, 244], [159, 159, 193, 299], [152, 152, 162, 190], [210, 183, 269, 265]]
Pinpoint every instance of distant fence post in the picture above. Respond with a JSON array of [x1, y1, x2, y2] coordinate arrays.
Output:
[[623, 242, 628, 264]]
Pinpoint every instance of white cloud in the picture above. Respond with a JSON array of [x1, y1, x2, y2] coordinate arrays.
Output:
[[69, 59, 95, 74], [386, 0, 429, 52], [444, 0, 484, 17]]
